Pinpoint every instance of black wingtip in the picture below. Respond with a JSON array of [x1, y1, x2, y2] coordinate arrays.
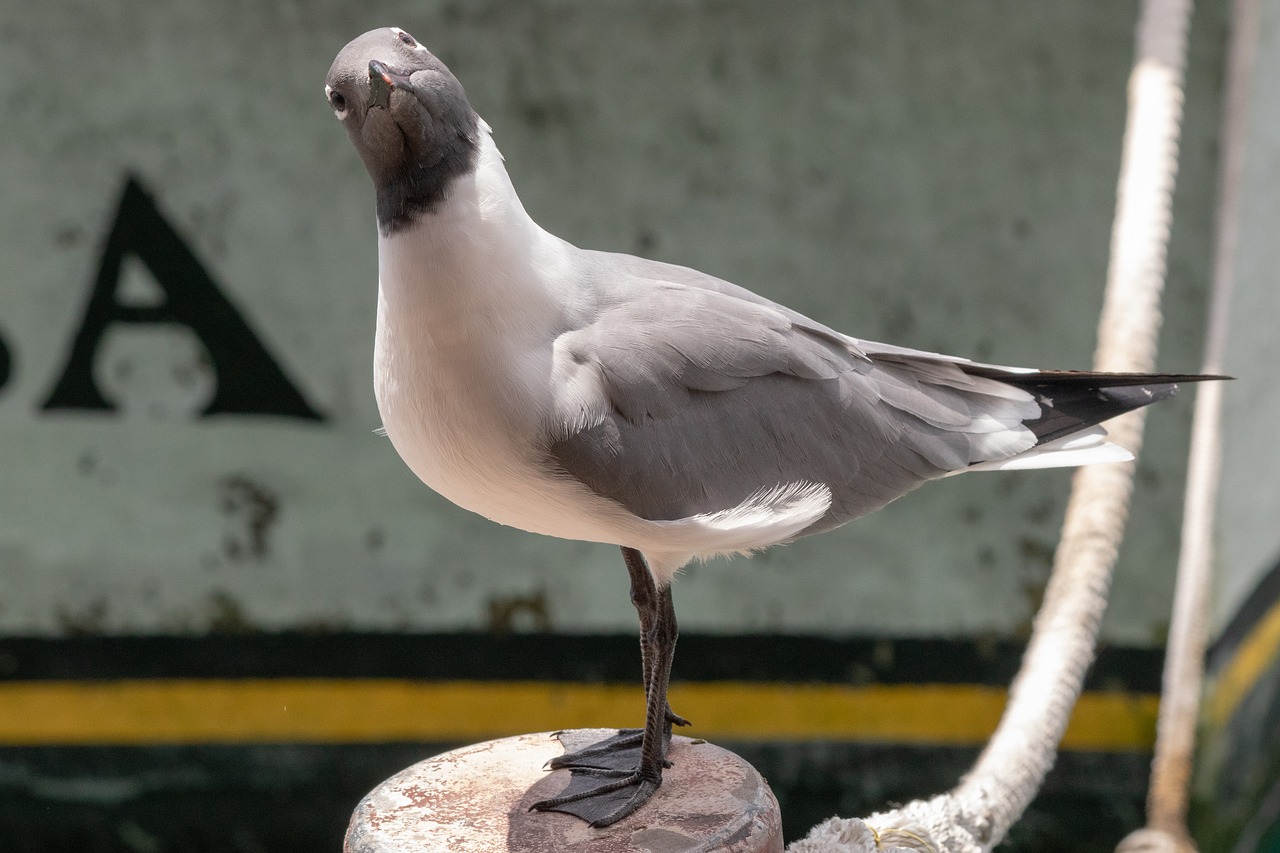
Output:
[[999, 375, 1204, 445], [953, 366, 1231, 446], [972, 369, 1231, 387], [1099, 381, 1178, 408]]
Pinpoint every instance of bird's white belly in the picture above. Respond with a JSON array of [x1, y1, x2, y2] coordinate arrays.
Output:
[[373, 312, 633, 546]]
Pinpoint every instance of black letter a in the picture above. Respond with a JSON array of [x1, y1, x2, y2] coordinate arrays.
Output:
[[43, 176, 323, 420]]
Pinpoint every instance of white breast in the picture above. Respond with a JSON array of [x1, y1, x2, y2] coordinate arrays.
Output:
[[373, 281, 559, 533], [371, 138, 635, 545]]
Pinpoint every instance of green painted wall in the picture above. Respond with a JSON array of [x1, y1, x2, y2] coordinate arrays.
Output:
[[0, 0, 1223, 643]]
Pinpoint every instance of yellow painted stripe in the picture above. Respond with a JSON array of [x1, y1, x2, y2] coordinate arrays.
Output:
[[1209, 600, 1280, 728], [0, 680, 1157, 750]]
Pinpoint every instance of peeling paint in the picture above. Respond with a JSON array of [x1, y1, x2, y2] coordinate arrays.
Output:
[[218, 475, 278, 563], [55, 597, 109, 636], [205, 590, 258, 634], [487, 590, 552, 633]]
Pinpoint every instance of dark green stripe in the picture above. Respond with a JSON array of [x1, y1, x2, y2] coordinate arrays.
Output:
[[0, 633, 1163, 692], [0, 742, 1148, 850]]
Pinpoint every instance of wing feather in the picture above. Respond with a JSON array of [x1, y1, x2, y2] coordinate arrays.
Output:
[[547, 279, 1037, 531], [551, 251, 1208, 539]]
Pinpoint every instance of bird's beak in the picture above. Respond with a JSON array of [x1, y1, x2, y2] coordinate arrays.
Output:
[[367, 60, 415, 109]]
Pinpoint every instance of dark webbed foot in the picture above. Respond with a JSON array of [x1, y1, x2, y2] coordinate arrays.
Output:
[[530, 766, 661, 827]]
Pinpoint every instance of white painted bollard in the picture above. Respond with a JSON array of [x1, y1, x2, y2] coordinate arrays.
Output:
[[345, 729, 783, 853]]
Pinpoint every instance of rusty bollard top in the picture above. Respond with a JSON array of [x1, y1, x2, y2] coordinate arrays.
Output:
[[345, 730, 783, 853]]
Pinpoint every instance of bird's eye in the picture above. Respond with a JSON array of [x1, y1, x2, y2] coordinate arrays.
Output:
[[328, 89, 347, 114], [395, 29, 417, 48]]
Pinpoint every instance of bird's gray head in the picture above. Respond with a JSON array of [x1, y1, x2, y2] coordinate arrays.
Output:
[[324, 27, 480, 233]]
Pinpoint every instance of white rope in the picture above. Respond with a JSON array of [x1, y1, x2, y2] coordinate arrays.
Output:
[[1116, 0, 1257, 851], [790, 1, 1193, 849]]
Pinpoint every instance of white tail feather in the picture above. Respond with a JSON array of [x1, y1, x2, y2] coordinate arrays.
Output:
[[639, 482, 833, 582], [959, 426, 1134, 474]]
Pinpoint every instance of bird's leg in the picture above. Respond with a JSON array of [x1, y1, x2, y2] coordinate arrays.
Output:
[[545, 549, 688, 769], [531, 548, 684, 826], [627, 547, 691, 731]]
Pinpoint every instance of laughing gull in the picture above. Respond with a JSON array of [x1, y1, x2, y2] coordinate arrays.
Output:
[[325, 28, 1215, 827]]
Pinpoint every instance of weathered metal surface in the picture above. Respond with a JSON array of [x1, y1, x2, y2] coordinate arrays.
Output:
[[345, 731, 782, 853]]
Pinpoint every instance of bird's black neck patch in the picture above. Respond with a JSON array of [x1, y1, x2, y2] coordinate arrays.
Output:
[[375, 111, 480, 235]]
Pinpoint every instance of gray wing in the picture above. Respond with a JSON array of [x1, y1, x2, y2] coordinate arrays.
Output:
[[548, 280, 1039, 534], [581, 248, 990, 367]]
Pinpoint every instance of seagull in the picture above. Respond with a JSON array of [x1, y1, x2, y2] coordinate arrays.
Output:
[[325, 27, 1215, 827]]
